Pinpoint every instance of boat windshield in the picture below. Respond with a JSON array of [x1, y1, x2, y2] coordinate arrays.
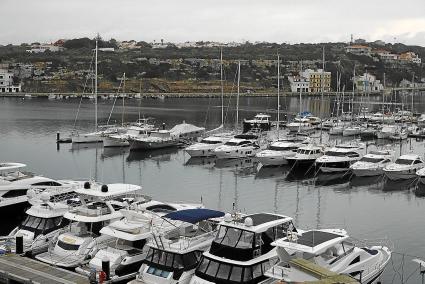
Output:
[[360, 157, 384, 163], [325, 151, 356, 157], [57, 239, 80, 251], [196, 256, 275, 283], [200, 139, 222, 145], [395, 159, 414, 165], [20, 215, 64, 237], [214, 226, 254, 249], [269, 146, 298, 151], [144, 247, 201, 272]]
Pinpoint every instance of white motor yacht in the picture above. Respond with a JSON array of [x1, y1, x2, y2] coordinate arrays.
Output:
[[389, 128, 408, 141], [129, 130, 179, 150], [36, 182, 144, 268], [0, 162, 83, 211], [214, 134, 263, 159], [185, 134, 233, 158], [189, 212, 297, 284], [243, 113, 272, 133], [415, 167, 425, 185], [103, 119, 157, 147], [383, 154, 425, 180], [376, 125, 397, 139], [369, 112, 395, 124], [315, 143, 365, 173], [130, 208, 225, 284], [286, 117, 314, 133], [329, 125, 344, 135], [342, 125, 362, 137], [255, 135, 310, 167], [350, 150, 394, 177], [265, 228, 391, 284], [286, 145, 325, 167]]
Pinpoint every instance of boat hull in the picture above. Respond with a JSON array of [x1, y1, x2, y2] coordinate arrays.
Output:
[[130, 140, 178, 150], [71, 133, 103, 143], [352, 168, 384, 177], [103, 136, 129, 147], [384, 170, 417, 180], [185, 148, 217, 158]]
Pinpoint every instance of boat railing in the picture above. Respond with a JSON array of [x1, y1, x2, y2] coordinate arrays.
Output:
[[157, 230, 216, 251]]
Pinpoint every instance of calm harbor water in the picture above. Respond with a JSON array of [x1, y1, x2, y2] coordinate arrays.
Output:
[[1, 94, 425, 283]]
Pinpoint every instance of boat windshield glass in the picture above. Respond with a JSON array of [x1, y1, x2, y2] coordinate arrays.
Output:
[[270, 146, 298, 151], [325, 151, 351, 157], [224, 141, 240, 146], [360, 157, 384, 163], [214, 226, 254, 249], [395, 159, 414, 165], [200, 139, 222, 145], [20, 216, 63, 236], [145, 247, 201, 271], [196, 256, 275, 283]]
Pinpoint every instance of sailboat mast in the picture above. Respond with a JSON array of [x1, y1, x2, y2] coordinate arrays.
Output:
[[412, 73, 415, 113], [299, 60, 303, 115], [220, 48, 224, 127], [277, 54, 280, 137], [122, 73, 126, 126], [236, 61, 241, 130], [95, 38, 98, 131], [351, 65, 355, 122]]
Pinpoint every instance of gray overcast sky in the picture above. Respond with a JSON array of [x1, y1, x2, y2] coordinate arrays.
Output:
[[1, 0, 425, 46]]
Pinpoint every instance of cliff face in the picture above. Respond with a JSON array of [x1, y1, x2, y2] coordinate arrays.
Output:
[[1, 41, 424, 93]]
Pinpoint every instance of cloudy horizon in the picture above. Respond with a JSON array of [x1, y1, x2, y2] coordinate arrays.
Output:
[[2, 0, 425, 46]]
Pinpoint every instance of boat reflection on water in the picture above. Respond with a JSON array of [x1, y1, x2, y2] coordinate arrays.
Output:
[[315, 171, 351, 187], [126, 147, 179, 163], [215, 158, 258, 176], [382, 177, 417, 192], [350, 175, 384, 188], [255, 165, 290, 179], [101, 147, 128, 160], [184, 157, 217, 168], [69, 142, 101, 152], [414, 182, 425, 197], [286, 166, 315, 182]]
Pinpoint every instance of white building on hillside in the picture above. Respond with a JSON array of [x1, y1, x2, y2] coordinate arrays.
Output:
[[354, 73, 383, 92], [345, 45, 372, 56], [26, 44, 64, 53], [288, 75, 309, 92], [0, 69, 21, 93]]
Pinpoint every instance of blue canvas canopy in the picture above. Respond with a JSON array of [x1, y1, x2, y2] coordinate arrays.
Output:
[[164, 209, 225, 224]]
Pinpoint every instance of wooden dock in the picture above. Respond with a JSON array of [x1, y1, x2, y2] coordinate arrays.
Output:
[[0, 254, 89, 284]]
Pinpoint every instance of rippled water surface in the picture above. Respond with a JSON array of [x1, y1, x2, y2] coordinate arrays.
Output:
[[1, 94, 425, 283]]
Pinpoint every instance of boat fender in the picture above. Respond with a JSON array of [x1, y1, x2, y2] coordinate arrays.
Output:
[[101, 185, 108, 193], [84, 182, 91, 189]]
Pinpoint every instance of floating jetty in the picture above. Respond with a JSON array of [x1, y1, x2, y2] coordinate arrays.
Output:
[[0, 254, 89, 284]]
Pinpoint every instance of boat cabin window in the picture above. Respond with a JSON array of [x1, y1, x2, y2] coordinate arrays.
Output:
[[215, 226, 254, 249], [20, 216, 64, 236], [2, 189, 27, 198], [325, 151, 353, 157], [145, 247, 202, 271], [31, 181, 62, 186], [395, 158, 415, 165], [196, 256, 274, 283], [225, 141, 239, 146], [359, 157, 384, 163], [414, 160, 423, 164], [57, 240, 80, 251], [270, 146, 298, 151], [349, 255, 360, 265], [200, 139, 222, 144]]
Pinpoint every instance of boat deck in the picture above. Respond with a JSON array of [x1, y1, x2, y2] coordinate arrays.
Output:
[[0, 254, 89, 284]]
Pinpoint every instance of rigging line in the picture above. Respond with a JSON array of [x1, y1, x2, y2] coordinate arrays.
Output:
[[107, 74, 125, 125], [72, 49, 96, 132], [224, 65, 239, 127]]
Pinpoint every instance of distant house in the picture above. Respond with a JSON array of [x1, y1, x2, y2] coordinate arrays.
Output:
[[399, 52, 421, 64], [354, 73, 383, 92], [0, 69, 21, 93], [345, 45, 372, 56], [26, 44, 64, 53], [288, 69, 331, 93], [98, 47, 115, 52]]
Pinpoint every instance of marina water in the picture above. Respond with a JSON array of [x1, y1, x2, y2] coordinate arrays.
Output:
[[1, 94, 425, 283]]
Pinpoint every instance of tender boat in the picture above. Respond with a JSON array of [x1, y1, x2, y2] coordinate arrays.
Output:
[[189, 212, 298, 284], [129, 130, 179, 150], [286, 145, 325, 166], [315, 143, 365, 173], [383, 154, 425, 180], [255, 135, 310, 167], [214, 134, 262, 159], [243, 113, 272, 133], [0, 162, 83, 211], [185, 134, 233, 157], [265, 228, 391, 284], [35, 182, 144, 268], [350, 150, 394, 177], [130, 208, 225, 284]]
